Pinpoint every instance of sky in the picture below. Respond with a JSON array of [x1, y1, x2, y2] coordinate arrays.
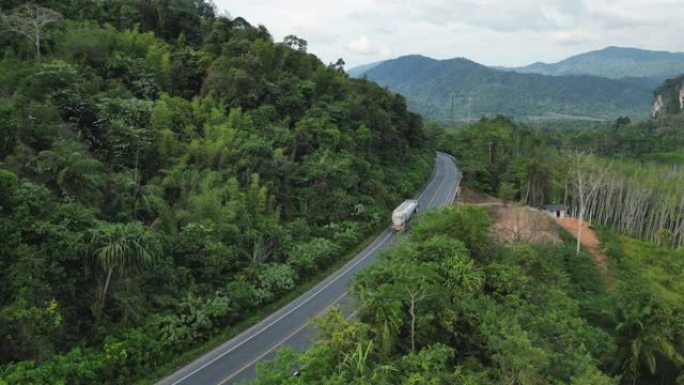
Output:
[[217, 0, 684, 69]]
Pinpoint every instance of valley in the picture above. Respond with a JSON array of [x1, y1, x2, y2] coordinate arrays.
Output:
[[349, 46, 684, 122], [1, 2, 683, 385]]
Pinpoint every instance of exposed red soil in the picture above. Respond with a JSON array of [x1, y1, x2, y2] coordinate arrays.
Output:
[[457, 188, 562, 245], [456, 188, 614, 288], [490, 204, 563, 245]]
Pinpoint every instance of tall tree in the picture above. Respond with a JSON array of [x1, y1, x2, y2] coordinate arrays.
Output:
[[1, 4, 62, 59], [90, 222, 160, 303], [36, 141, 104, 204], [571, 152, 606, 255], [614, 286, 684, 384]]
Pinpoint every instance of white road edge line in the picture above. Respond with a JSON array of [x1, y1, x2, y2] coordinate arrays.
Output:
[[445, 161, 459, 205], [167, 154, 450, 385], [169, 231, 395, 385], [217, 156, 456, 383], [415, 154, 442, 202], [219, 155, 455, 382], [346, 309, 360, 320], [216, 319, 310, 385], [216, 291, 351, 385]]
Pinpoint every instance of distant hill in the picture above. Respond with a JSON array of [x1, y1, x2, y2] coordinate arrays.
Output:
[[511, 47, 684, 85], [360, 55, 652, 122], [347, 60, 384, 77]]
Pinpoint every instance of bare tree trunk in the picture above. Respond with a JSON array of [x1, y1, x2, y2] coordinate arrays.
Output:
[[409, 293, 416, 352], [102, 267, 113, 302], [571, 152, 607, 256], [576, 163, 585, 256], [577, 208, 584, 255]]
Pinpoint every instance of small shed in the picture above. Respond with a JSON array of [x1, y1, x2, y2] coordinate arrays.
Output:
[[543, 204, 566, 219]]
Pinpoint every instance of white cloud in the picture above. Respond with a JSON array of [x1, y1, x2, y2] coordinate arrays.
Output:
[[549, 31, 592, 46], [343, 36, 393, 58], [217, 0, 684, 68], [379, 45, 392, 58], [345, 36, 374, 55]]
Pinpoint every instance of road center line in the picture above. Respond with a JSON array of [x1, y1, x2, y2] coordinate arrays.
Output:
[[426, 157, 450, 208], [165, 154, 451, 385], [169, 230, 394, 385], [214, 158, 449, 384], [415, 155, 442, 202], [216, 290, 352, 385], [216, 318, 310, 385], [221, 153, 453, 384]]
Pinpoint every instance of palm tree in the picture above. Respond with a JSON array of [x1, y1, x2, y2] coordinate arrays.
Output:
[[615, 289, 683, 384], [90, 222, 160, 302], [444, 254, 484, 294], [37, 140, 104, 203], [357, 285, 403, 355]]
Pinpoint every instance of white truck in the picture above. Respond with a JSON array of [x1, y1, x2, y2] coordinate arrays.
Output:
[[391, 199, 419, 232]]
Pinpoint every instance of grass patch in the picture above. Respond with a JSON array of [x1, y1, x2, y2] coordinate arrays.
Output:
[[642, 151, 684, 164], [598, 229, 684, 305]]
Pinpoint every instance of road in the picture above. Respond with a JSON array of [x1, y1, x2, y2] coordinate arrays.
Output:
[[157, 152, 461, 385]]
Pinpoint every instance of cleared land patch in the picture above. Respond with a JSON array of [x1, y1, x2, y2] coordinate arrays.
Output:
[[457, 188, 561, 245], [457, 187, 613, 286]]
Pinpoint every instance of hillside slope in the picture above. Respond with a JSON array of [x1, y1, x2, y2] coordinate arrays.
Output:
[[347, 60, 384, 77], [361, 55, 651, 122], [512, 46, 684, 83], [0, 2, 431, 384]]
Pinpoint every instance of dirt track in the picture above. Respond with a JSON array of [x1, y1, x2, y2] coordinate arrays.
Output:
[[556, 217, 614, 288]]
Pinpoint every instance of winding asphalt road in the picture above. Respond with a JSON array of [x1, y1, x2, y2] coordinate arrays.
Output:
[[157, 152, 461, 385]]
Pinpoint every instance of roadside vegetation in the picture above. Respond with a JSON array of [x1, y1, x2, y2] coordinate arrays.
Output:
[[251, 205, 683, 384], [0, 2, 431, 383], [244, 81, 682, 385], [2, 1, 683, 384]]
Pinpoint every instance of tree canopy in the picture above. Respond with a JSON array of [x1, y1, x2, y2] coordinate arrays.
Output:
[[0, 2, 431, 383], [251, 206, 683, 385]]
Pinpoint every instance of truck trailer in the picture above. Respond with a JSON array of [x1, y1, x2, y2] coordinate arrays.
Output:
[[391, 199, 419, 232]]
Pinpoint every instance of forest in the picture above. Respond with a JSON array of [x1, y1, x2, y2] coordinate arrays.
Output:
[[250, 206, 683, 385], [1, 1, 683, 385], [436, 111, 684, 247], [0, 1, 431, 383], [354, 54, 652, 122]]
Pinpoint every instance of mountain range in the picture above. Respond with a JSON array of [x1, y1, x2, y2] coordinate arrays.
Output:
[[348, 47, 684, 122], [509, 46, 684, 84]]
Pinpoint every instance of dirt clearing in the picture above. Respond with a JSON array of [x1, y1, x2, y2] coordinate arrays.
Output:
[[456, 188, 614, 287], [457, 189, 562, 245], [490, 204, 563, 245]]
